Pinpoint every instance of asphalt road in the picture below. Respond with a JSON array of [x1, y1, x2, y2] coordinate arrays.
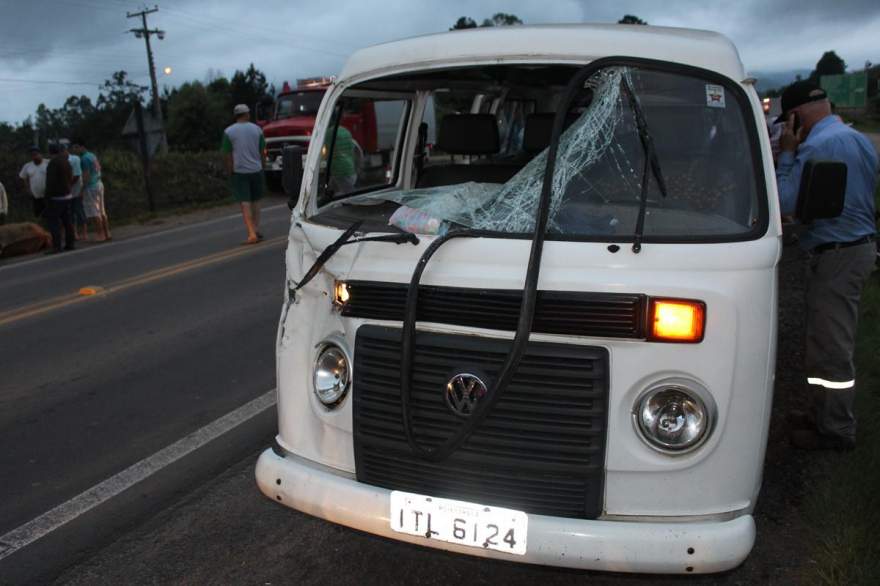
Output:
[[46, 247, 825, 585], [0, 204, 290, 540]]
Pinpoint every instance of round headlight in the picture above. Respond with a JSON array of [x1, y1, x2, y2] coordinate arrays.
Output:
[[635, 386, 711, 453], [313, 344, 350, 407]]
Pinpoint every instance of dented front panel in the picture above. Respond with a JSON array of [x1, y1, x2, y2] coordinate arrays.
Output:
[[276, 218, 779, 517]]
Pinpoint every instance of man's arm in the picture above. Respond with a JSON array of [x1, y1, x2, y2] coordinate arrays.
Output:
[[775, 116, 811, 215], [18, 166, 32, 196], [221, 132, 234, 175], [0, 182, 8, 216], [259, 133, 267, 169], [80, 156, 91, 186], [64, 159, 74, 189]]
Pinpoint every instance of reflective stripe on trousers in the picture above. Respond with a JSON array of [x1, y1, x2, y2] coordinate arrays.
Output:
[[806, 377, 855, 390]]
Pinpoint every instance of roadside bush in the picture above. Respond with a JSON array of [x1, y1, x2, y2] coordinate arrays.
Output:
[[0, 148, 232, 225]]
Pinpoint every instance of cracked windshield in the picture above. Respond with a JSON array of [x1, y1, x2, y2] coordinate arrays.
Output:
[[328, 65, 761, 239]]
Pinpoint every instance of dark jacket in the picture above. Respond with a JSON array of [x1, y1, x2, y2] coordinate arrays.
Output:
[[45, 156, 73, 199]]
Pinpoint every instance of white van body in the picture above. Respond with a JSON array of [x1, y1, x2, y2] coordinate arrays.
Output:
[[256, 24, 781, 574]]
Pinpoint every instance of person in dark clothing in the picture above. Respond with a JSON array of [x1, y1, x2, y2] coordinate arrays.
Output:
[[776, 81, 878, 450], [44, 143, 76, 253]]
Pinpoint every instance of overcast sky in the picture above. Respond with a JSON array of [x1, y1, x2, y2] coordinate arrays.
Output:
[[1, 0, 879, 124]]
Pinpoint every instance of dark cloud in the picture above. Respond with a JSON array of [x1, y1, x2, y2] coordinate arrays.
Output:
[[0, 2, 136, 65], [1, 0, 878, 123], [747, 0, 880, 25]]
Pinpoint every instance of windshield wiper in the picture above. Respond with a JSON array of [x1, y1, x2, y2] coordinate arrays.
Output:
[[621, 76, 668, 253], [291, 220, 418, 299]]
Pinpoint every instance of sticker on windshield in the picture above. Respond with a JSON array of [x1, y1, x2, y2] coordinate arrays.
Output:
[[705, 84, 726, 108]]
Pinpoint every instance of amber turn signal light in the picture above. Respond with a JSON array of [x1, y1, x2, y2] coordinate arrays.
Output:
[[648, 298, 706, 343], [334, 281, 350, 305]]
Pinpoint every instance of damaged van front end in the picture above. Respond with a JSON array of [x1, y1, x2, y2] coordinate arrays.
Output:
[[256, 25, 780, 574]]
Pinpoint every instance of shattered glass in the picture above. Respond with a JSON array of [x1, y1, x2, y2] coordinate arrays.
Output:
[[348, 68, 626, 234], [475, 67, 626, 233], [341, 65, 760, 238]]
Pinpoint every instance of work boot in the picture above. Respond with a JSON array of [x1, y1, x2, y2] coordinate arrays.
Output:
[[789, 429, 855, 451]]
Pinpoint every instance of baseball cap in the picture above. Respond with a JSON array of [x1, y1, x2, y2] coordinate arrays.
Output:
[[775, 80, 828, 123], [233, 104, 250, 115], [28, 145, 40, 152]]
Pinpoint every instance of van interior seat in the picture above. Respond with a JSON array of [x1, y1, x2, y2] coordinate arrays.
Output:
[[417, 114, 520, 188], [522, 112, 579, 154]]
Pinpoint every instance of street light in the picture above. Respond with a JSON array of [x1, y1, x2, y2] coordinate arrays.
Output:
[[163, 66, 172, 75]]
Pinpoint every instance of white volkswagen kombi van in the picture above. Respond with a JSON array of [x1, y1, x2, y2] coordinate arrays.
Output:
[[256, 24, 792, 574]]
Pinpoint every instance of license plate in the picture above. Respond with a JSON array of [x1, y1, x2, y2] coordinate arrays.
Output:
[[390, 491, 527, 555]]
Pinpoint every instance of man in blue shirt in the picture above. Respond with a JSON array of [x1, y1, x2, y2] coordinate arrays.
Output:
[[62, 143, 86, 240], [776, 80, 878, 450]]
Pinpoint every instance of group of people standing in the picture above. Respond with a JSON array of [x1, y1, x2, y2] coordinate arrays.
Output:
[[17, 139, 111, 253]]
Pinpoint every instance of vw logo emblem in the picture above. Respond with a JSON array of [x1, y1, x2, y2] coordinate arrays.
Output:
[[445, 373, 488, 417]]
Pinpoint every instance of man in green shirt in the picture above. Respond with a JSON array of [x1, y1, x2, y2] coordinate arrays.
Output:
[[327, 125, 357, 195], [222, 104, 267, 244]]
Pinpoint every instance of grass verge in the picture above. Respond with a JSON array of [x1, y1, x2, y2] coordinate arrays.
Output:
[[804, 186, 880, 585], [805, 273, 880, 585]]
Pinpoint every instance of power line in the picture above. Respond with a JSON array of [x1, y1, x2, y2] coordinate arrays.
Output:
[[0, 53, 149, 73], [56, 0, 133, 15], [0, 31, 143, 60], [158, 6, 354, 59], [159, 5, 359, 51], [0, 77, 102, 86]]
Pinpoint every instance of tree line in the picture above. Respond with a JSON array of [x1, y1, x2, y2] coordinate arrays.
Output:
[[763, 51, 848, 97], [451, 13, 647, 30], [0, 64, 274, 153]]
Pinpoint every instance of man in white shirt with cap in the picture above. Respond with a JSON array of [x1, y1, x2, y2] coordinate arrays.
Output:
[[221, 104, 267, 244], [19, 146, 49, 217]]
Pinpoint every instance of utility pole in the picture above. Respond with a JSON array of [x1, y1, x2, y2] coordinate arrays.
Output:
[[134, 101, 156, 212], [127, 5, 167, 154]]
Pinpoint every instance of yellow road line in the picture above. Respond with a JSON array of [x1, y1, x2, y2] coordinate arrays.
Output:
[[0, 236, 286, 328]]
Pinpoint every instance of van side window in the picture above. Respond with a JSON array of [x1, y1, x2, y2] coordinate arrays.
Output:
[[317, 96, 410, 204]]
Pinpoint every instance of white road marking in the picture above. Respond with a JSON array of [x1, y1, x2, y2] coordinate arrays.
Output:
[[0, 203, 289, 273], [0, 389, 277, 560]]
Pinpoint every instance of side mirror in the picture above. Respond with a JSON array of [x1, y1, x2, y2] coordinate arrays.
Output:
[[282, 145, 308, 210], [796, 160, 847, 224]]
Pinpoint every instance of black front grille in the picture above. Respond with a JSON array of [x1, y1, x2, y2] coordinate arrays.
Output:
[[341, 281, 645, 339], [353, 325, 608, 519]]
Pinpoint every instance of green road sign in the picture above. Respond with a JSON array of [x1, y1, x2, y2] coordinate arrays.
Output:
[[821, 71, 867, 108]]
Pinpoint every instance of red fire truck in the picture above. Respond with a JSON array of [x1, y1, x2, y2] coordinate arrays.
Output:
[[260, 77, 382, 189]]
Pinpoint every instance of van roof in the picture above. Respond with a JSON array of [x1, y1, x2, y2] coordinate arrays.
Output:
[[339, 24, 746, 83]]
